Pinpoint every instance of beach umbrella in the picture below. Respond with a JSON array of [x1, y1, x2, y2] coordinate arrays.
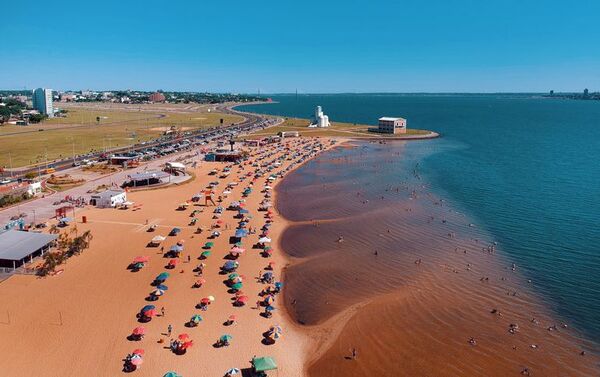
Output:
[[204, 242, 214, 248], [225, 368, 241, 376], [230, 246, 245, 254], [223, 261, 238, 270], [133, 256, 150, 263], [170, 244, 183, 252], [195, 278, 206, 286], [274, 282, 283, 290], [156, 272, 170, 281], [201, 297, 211, 304], [201, 250, 212, 258], [133, 262, 144, 269], [238, 209, 249, 215], [143, 309, 157, 317], [265, 305, 276, 312], [151, 289, 165, 296], [157, 284, 169, 291], [264, 295, 274, 305], [141, 305, 155, 313], [132, 326, 146, 336], [231, 282, 243, 290], [163, 373, 181, 377], [178, 333, 190, 341], [132, 349, 145, 356], [191, 314, 203, 323], [269, 331, 282, 340], [220, 334, 233, 343], [236, 296, 249, 304], [262, 272, 273, 279], [228, 273, 239, 279], [168, 259, 178, 266], [228, 315, 237, 322], [230, 277, 243, 284], [258, 237, 271, 243], [181, 340, 194, 350], [234, 229, 248, 238], [130, 357, 144, 366], [208, 295, 215, 302]]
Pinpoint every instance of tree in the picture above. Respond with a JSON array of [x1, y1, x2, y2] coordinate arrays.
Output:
[[29, 114, 47, 124]]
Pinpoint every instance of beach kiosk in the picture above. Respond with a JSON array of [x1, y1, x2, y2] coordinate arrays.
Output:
[[90, 189, 127, 208], [251, 356, 278, 376]]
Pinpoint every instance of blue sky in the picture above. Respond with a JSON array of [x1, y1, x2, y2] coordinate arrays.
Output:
[[1, 0, 599, 93]]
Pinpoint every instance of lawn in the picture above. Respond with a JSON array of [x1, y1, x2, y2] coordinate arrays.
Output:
[[0, 106, 243, 168]]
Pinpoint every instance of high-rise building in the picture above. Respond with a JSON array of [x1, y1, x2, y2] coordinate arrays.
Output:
[[32, 88, 54, 117]]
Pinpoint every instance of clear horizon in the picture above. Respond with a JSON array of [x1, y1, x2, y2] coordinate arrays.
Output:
[[2, 0, 600, 93]]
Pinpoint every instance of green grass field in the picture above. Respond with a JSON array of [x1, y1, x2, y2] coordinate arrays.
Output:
[[248, 117, 431, 138], [0, 107, 243, 168]]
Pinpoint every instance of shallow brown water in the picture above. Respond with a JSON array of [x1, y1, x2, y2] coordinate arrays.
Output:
[[276, 141, 599, 376]]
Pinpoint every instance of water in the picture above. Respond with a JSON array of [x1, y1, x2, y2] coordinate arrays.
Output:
[[237, 94, 600, 344]]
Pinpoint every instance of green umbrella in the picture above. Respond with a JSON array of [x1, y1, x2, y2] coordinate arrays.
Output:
[[253, 357, 277, 372], [204, 242, 214, 248], [220, 334, 233, 342], [228, 273, 239, 279], [163, 372, 181, 377], [191, 314, 203, 323], [201, 250, 212, 257], [231, 282, 243, 290]]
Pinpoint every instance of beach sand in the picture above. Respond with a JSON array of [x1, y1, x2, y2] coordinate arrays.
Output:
[[0, 137, 333, 377], [0, 137, 597, 377]]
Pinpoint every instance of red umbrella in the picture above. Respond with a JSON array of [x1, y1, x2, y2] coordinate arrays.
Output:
[[195, 278, 206, 285], [239, 202, 246, 207], [181, 340, 194, 350], [133, 256, 150, 263], [132, 349, 145, 356], [236, 296, 249, 303], [132, 327, 146, 335], [143, 309, 156, 317], [178, 333, 190, 341], [201, 297, 211, 304], [168, 259, 178, 266]]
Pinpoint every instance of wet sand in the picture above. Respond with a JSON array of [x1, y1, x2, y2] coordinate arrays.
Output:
[[276, 141, 599, 376]]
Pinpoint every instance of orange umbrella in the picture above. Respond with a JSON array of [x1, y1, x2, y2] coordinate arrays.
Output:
[[132, 327, 146, 335], [132, 349, 145, 356], [178, 333, 190, 341], [133, 256, 150, 263], [168, 259, 178, 266], [228, 314, 237, 321]]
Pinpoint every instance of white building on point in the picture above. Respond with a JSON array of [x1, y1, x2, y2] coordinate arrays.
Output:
[[308, 106, 330, 128]]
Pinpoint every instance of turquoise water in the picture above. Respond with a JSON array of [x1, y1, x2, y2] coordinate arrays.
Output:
[[238, 94, 600, 343]]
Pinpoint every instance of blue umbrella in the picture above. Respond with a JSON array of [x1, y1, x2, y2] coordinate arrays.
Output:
[[156, 272, 170, 281], [170, 244, 183, 252], [262, 272, 273, 279], [275, 282, 283, 289], [265, 305, 276, 312], [235, 229, 248, 238], [157, 284, 169, 291], [223, 261, 237, 269], [141, 305, 155, 312], [238, 209, 249, 214]]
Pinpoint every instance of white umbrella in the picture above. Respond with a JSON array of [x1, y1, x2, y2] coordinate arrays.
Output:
[[258, 237, 272, 243], [225, 368, 241, 376]]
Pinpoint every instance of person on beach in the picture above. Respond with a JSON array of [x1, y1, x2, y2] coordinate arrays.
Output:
[[204, 189, 216, 206], [161, 307, 165, 316], [167, 324, 172, 336], [351, 348, 357, 360]]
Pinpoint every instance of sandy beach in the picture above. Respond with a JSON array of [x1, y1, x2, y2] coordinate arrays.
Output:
[[0, 137, 335, 377], [0, 136, 598, 377]]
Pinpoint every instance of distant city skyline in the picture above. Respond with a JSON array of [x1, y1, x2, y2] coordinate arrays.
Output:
[[2, 0, 600, 93]]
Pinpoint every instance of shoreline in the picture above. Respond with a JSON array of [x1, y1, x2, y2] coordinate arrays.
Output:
[[273, 139, 599, 376]]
